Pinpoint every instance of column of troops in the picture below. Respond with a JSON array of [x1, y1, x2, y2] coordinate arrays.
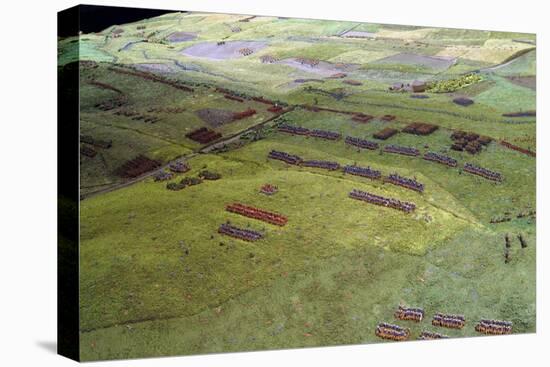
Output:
[[418, 331, 449, 340], [268, 150, 303, 165], [275, 124, 503, 183], [474, 319, 513, 335], [383, 144, 421, 157], [464, 163, 503, 182], [226, 203, 288, 226], [309, 129, 342, 140], [345, 136, 379, 150], [343, 165, 382, 180], [394, 305, 424, 322], [278, 123, 341, 140], [423, 151, 458, 167], [301, 160, 341, 171], [375, 322, 410, 341], [432, 313, 466, 329], [218, 223, 264, 242], [349, 189, 416, 213], [384, 173, 425, 193]]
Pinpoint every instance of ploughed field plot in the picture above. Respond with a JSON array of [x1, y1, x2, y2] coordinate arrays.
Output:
[[66, 11, 535, 360]]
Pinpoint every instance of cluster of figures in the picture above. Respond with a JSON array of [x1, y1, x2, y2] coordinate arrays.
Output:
[[345, 135, 379, 150], [432, 313, 466, 329], [375, 323, 410, 341], [278, 123, 341, 140], [296, 57, 320, 67], [464, 163, 503, 182], [301, 160, 341, 171], [260, 184, 278, 195], [153, 170, 174, 182], [154, 160, 190, 181], [343, 165, 382, 180], [268, 150, 303, 165], [377, 305, 513, 341], [423, 151, 458, 167], [275, 128, 503, 185], [474, 319, 513, 335], [349, 189, 416, 213], [418, 331, 449, 340], [384, 173, 425, 193], [218, 223, 263, 242], [238, 47, 254, 56], [260, 54, 279, 64], [226, 202, 288, 226], [383, 144, 421, 157], [169, 160, 190, 173], [394, 305, 425, 322]]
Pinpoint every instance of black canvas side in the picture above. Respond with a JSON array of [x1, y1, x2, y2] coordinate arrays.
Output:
[[57, 5, 80, 362]]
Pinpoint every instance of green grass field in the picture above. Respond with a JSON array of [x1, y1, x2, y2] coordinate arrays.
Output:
[[60, 10, 536, 361]]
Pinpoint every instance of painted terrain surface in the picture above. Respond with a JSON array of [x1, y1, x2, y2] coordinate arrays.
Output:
[[58, 11, 536, 361]]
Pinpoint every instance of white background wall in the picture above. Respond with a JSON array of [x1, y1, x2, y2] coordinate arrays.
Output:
[[0, 0, 547, 365]]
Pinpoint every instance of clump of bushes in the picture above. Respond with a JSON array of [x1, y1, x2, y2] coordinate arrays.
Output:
[[426, 73, 483, 93], [166, 177, 203, 191], [198, 170, 222, 180]]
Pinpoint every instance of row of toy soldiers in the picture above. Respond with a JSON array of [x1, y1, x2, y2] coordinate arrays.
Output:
[[394, 305, 424, 322], [418, 331, 448, 340], [423, 151, 458, 167], [309, 129, 342, 140], [384, 144, 421, 157], [278, 123, 310, 135], [268, 150, 303, 165], [343, 165, 382, 180], [349, 189, 416, 213], [375, 323, 410, 341], [432, 313, 466, 329], [385, 173, 425, 192], [475, 319, 513, 335], [278, 123, 342, 141], [301, 160, 341, 171], [464, 163, 503, 182], [226, 203, 288, 226], [345, 135, 379, 150], [218, 223, 263, 242]]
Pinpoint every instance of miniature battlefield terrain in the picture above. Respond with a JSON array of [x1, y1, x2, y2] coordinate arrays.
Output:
[[60, 10, 536, 360]]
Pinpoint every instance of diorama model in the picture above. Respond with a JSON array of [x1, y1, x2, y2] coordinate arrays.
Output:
[[58, 5, 536, 361]]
